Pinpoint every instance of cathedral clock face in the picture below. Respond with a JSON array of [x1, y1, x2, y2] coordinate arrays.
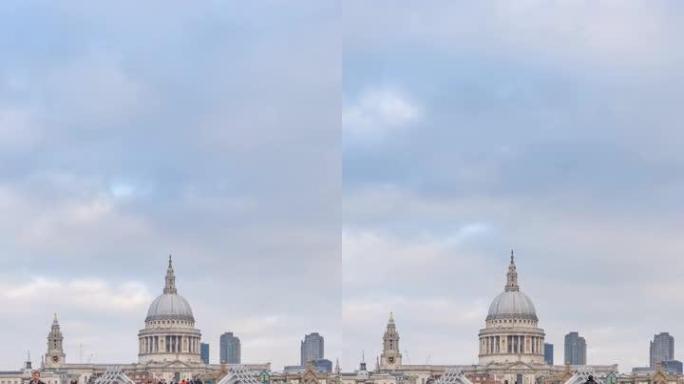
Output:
[[52, 356, 59, 363]]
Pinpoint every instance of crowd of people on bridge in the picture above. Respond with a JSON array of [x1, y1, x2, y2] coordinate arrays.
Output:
[[148, 377, 205, 384]]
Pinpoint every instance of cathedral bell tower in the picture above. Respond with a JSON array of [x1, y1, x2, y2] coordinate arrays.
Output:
[[380, 312, 402, 370], [45, 314, 65, 368]]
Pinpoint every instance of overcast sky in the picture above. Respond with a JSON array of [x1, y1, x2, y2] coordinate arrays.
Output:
[[3, 0, 684, 376], [342, 0, 684, 373], [0, 1, 340, 370]]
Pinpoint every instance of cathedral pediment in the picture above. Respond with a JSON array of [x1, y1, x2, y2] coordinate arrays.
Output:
[[302, 365, 320, 384], [650, 370, 669, 383]]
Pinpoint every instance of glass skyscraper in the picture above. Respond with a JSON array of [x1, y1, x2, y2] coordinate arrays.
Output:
[[544, 343, 554, 365], [300, 332, 324, 366], [220, 332, 241, 364], [650, 332, 675, 368], [200, 343, 209, 364], [564, 332, 587, 365]]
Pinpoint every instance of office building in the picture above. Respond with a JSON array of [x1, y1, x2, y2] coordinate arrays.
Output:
[[200, 343, 209, 364], [650, 332, 675, 369], [544, 343, 553, 365], [220, 332, 241, 364], [301, 333, 324, 366], [662, 360, 683, 375], [564, 332, 587, 365]]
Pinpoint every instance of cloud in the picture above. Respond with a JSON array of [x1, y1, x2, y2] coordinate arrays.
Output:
[[0, 107, 41, 151], [0, 277, 151, 315], [343, 88, 422, 141], [343, 0, 684, 73], [0, 276, 152, 365], [41, 50, 149, 129], [343, 223, 493, 286]]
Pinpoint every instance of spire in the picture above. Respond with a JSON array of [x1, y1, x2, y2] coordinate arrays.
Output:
[[49, 314, 62, 335], [51, 313, 60, 331], [164, 255, 177, 294], [24, 350, 32, 370], [505, 249, 519, 292], [359, 350, 367, 371], [335, 358, 340, 375], [386, 312, 397, 330]]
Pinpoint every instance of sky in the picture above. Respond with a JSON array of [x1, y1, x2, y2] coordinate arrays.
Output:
[[2, 0, 684, 376], [0, 1, 340, 370], [342, 0, 684, 373]]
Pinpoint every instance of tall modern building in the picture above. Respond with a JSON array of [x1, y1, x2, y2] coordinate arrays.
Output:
[[544, 343, 554, 365], [200, 343, 209, 364], [301, 333, 324, 366], [564, 332, 587, 365], [650, 332, 675, 368], [220, 332, 241, 364]]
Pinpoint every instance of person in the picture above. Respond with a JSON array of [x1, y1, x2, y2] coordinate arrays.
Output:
[[584, 376, 597, 384], [29, 371, 45, 384]]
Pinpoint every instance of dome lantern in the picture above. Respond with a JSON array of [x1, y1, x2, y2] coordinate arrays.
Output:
[[163, 254, 177, 294], [505, 249, 519, 292]]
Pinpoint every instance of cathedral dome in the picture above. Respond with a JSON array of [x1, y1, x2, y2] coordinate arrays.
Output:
[[479, 252, 545, 366], [138, 256, 202, 365], [146, 293, 194, 322], [486, 290, 537, 321], [485, 251, 538, 321], [144, 256, 195, 323]]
